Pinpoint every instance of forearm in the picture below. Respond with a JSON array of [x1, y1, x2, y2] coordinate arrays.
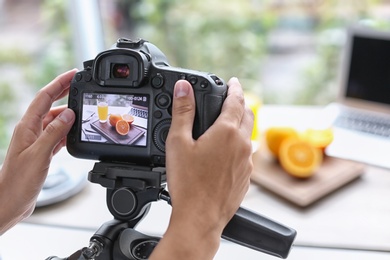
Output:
[[0, 203, 21, 236], [0, 171, 20, 235], [0, 168, 35, 235]]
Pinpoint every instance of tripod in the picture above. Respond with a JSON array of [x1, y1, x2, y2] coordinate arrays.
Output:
[[47, 162, 297, 260]]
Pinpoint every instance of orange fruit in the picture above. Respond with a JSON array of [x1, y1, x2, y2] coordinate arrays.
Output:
[[122, 114, 134, 125], [302, 128, 334, 150], [109, 114, 122, 127], [279, 137, 323, 178], [265, 127, 299, 157], [115, 119, 130, 135]]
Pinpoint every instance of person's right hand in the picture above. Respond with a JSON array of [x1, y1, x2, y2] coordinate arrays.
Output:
[[150, 78, 254, 260]]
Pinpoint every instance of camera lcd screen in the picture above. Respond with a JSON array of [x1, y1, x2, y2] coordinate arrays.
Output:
[[81, 93, 148, 146]]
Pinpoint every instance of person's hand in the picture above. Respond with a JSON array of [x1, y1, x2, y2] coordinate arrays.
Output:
[[150, 78, 254, 260], [0, 69, 77, 235]]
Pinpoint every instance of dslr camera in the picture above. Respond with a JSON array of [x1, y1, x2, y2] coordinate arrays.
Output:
[[67, 38, 227, 166]]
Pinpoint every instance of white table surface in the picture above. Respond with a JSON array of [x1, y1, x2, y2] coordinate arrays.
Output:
[[1, 222, 389, 260]]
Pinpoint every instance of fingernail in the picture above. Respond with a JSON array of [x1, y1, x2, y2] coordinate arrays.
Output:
[[58, 109, 74, 124], [174, 81, 191, 98], [229, 77, 240, 84]]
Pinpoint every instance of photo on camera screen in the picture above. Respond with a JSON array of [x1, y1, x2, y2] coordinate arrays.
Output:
[[81, 93, 148, 146]]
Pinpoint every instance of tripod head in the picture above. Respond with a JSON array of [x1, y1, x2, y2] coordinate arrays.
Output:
[[84, 162, 167, 259], [88, 162, 167, 221], [47, 162, 297, 260]]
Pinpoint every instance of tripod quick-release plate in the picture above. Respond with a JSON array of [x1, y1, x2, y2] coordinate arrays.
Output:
[[88, 162, 166, 190]]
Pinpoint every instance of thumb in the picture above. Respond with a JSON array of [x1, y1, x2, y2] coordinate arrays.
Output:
[[169, 80, 196, 140], [37, 108, 75, 155]]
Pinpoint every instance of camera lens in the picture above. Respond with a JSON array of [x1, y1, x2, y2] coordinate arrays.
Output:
[[112, 64, 130, 78]]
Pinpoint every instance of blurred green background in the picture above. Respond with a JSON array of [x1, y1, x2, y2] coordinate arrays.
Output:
[[1, 0, 390, 161]]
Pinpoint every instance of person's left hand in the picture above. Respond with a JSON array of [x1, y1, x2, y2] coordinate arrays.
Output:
[[0, 69, 77, 234]]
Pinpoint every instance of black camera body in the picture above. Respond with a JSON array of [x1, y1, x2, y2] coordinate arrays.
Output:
[[67, 38, 227, 166]]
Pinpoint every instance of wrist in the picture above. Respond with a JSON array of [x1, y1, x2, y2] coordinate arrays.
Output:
[[0, 169, 16, 234], [150, 209, 222, 260], [0, 167, 33, 235]]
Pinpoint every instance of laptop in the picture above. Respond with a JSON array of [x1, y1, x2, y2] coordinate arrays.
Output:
[[325, 25, 390, 169]]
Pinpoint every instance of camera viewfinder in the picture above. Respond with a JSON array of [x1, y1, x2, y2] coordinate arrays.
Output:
[[113, 64, 130, 79]]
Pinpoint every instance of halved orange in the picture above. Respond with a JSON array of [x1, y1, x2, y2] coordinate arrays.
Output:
[[115, 119, 130, 135], [122, 114, 134, 125], [265, 127, 299, 157], [279, 137, 322, 178], [302, 128, 334, 150], [109, 114, 122, 127]]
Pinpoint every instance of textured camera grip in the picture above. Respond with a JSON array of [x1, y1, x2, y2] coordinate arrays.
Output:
[[222, 207, 297, 259], [198, 94, 224, 136]]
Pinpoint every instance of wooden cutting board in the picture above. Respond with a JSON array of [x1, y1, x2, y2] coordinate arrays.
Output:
[[91, 119, 145, 145], [251, 146, 366, 207]]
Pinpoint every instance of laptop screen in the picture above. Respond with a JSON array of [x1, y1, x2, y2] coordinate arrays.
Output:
[[345, 32, 390, 105]]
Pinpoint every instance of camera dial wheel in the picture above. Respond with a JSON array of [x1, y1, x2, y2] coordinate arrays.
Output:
[[153, 119, 171, 153]]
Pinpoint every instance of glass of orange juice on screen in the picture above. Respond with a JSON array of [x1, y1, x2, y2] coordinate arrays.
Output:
[[97, 101, 108, 123]]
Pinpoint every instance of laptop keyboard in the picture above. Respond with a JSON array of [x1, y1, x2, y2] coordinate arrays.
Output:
[[334, 110, 390, 137]]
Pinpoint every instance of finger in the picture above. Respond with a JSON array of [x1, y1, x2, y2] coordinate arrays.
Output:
[[216, 77, 245, 127], [52, 137, 67, 155], [34, 108, 75, 156], [40, 69, 78, 101], [240, 106, 255, 139], [23, 69, 77, 123], [167, 80, 196, 142], [42, 105, 68, 129]]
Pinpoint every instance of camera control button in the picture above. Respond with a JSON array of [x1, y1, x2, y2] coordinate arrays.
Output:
[[178, 74, 186, 80], [85, 73, 92, 82], [156, 93, 171, 109], [71, 88, 78, 96], [200, 80, 209, 88], [153, 110, 163, 119], [188, 76, 198, 85], [70, 100, 77, 108], [211, 75, 224, 85], [75, 73, 82, 82], [152, 74, 164, 88]]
